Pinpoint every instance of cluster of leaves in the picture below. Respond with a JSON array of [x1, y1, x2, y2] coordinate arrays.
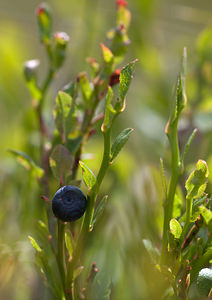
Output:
[[144, 49, 212, 299]]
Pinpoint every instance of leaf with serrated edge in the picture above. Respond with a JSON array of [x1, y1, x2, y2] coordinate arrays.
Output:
[[110, 128, 134, 162], [119, 60, 137, 102], [169, 48, 187, 124], [79, 161, 96, 189], [103, 86, 114, 131]]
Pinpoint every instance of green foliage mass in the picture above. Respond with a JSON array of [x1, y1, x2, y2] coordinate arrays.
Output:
[[0, 1, 212, 300]]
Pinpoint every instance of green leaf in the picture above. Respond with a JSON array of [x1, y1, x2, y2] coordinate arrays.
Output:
[[110, 128, 134, 163], [78, 72, 93, 105], [65, 230, 75, 257], [199, 206, 212, 224], [100, 43, 114, 75], [28, 235, 42, 252], [102, 86, 114, 131], [54, 91, 76, 142], [191, 195, 207, 221], [79, 161, 96, 189], [169, 48, 187, 125], [100, 43, 114, 64], [169, 218, 182, 239], [8, 149, 44, 179], [119, 60, 137, 102], [185, 160, 209, 200], [49, 144, 73, 183], [91, 195, 108, 229], [179, 195, 207, 223]]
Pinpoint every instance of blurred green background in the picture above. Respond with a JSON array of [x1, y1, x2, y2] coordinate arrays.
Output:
[[1, 0, 212, 299]]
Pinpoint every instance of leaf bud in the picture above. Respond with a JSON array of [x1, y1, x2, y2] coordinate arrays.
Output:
[[23, 59, 40, 82], [36, 3, 52, 44], [53, 31, 70, 69]]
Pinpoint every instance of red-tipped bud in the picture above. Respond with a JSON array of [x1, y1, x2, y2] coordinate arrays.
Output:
[[116, 0, 127, 8], [36, 3, 51, 17], [54, 31, 70, 45], [53, 32, 70, 69], [36, 6, 45, 16], [36, 3, 52, 44]]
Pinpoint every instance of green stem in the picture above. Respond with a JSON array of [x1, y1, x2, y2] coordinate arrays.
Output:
[[37, 67, 54, 189], [66, 128, 111, 290], [94, 129, 111, 192], [71, 92, 99, 181], [42, 69, 54, 95], [57, 220, 66, 288], [161, 121, 182, 264], [36, 68, 55, 233]]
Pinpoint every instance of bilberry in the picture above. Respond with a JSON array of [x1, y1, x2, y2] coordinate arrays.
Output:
[[52, 185, 87, 222]]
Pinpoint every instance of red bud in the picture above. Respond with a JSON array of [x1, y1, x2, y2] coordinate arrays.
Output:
[[116, 0, 127, 8], [109, 68, 121, 86], [37, 7, 44, 16]]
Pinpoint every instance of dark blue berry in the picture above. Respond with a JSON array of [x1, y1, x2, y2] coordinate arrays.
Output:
[[52, 185, 87, 222]]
